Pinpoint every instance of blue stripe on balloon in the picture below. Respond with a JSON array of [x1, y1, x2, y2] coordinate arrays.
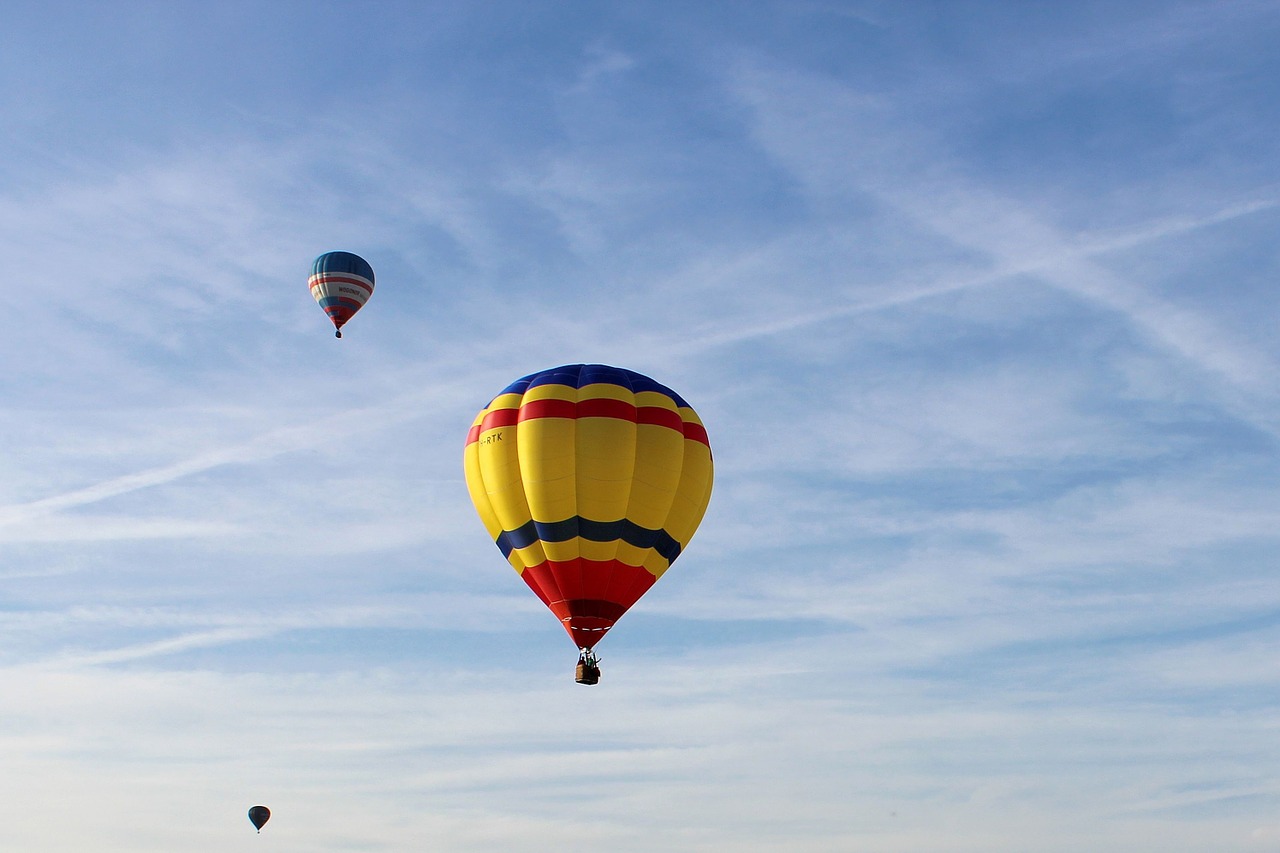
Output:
[[496, 516, 682, 564], [493, 364, 691, 409]]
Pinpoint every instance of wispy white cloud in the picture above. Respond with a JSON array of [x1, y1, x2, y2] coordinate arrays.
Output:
[[728, 64, 1280, 415], [0, 376, 478, 535], [1, 644, 1275, 851]]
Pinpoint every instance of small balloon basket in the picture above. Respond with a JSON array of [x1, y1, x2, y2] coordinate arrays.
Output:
[[575, 649, 601, 685]]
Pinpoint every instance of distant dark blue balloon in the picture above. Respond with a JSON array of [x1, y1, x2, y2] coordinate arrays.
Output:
[[248, 805, 271, 833]]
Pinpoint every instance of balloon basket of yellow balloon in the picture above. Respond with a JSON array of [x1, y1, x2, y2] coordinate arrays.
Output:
[[575, 648, 601, 684], [575, 662, 601, 684]]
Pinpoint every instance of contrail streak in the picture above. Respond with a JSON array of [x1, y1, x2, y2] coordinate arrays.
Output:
[[0, 378, 474, 528]]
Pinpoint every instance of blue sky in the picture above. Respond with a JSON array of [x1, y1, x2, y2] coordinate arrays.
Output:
[[2, 1, 1279, 850]]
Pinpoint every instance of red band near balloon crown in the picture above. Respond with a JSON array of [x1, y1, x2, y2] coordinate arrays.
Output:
[[466, 399, 709, 446], [309, 274, 373, 295]]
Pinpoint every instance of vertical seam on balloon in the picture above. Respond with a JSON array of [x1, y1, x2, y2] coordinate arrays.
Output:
[[680, 427, 714, 559], [601, 369, 639, 610], [565, 365, 587, 608], [519, 384, 568, 610], [470, 428, 504, 570]]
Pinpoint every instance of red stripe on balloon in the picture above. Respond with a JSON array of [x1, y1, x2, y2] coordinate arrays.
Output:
[[682, 421, 710, 446], [466, 398, 709, 447], [309, 274, 373, 295], [516, 397, 695, 436], [637, 406, 684, 431], [517, 398, 578, 421], [579, 397, 639, 420], [479, 407, 519, 433]]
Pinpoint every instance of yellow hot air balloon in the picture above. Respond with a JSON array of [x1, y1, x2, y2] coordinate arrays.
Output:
[[464, 364, 713, 682]]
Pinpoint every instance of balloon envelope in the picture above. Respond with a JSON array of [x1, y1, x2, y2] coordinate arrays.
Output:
[[309, 251, 374, 336], [248, 805, 270, 831], [464, 364, 713, 650]]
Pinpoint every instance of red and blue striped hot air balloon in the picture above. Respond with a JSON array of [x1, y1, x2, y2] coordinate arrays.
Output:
[[463, 364, 714, 683], [309, 251, 374, 338]]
